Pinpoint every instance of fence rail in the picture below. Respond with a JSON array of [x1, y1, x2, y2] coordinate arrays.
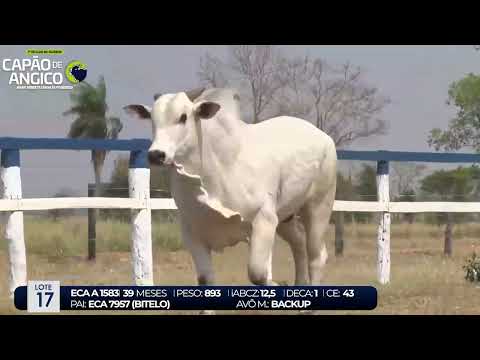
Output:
[[2, 137, 480, 296], [0, 198, 179, 211], [4, 198, 480, 213], [2, 137, 480, 162]]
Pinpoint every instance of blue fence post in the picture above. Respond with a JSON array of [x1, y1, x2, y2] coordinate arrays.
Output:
[[376, 160, 390, 284], [1, 149, 27, 297], [129, 150, 153, 286]]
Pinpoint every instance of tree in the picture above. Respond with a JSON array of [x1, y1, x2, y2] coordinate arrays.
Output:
[[355, 164, 378, 201], [63, 75, 123, 259], [354, 164, 378, 223], [391, 163, 426, 224], [198, 47, 390, 148], [198, 46, 285, 123], [48, 188, 76, 221], [393, 188, 417, 225], [198, 52, 230, 88], [427, 72, 480, 246], [428, 73, 480, 152], [64, 76, 123, 196], [275, 57, 391, 148], [334, 171, 355, 256], [391, 163, 427, 198], [336, 171, 355, 202], [420, 166, 480, 256]]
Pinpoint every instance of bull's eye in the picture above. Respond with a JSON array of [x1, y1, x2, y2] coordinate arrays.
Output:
[[179, 114, 187, 124]]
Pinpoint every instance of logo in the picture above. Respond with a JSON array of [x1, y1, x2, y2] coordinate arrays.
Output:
[[0, 49, 87, 90], [65, 60, 87, 84]]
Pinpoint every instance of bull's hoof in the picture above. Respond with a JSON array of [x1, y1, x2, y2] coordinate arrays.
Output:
[[199, 310, 216, 315], [277, 280, 289, 286]]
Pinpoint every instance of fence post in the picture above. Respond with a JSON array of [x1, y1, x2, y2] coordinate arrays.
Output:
[[376, 160, 390, 284], [1, 149, 27, 297], [129, 150, 153, 286], [87, 185, 96, 260]]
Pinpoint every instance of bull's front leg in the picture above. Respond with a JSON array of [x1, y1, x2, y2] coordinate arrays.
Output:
[[182, 226, 216, 315], [190, 242, 217, 315], [248, 203, 279, 286]]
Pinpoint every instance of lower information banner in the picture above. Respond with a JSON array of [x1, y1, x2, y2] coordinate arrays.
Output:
[[14, 281, 377, 312]]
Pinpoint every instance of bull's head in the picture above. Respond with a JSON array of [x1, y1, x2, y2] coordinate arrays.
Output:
[[123, 88, 221, 166]]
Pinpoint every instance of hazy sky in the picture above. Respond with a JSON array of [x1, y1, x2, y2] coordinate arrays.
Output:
[[0, 45, 479, 197]]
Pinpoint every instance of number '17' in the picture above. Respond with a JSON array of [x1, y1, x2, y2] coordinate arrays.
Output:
[[37, 292, 54, 307]]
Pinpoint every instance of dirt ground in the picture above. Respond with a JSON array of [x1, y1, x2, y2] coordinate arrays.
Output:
[[1, 223, 479, 315]]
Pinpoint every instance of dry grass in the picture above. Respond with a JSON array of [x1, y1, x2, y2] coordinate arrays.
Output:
[[1, 216, 479, 315]]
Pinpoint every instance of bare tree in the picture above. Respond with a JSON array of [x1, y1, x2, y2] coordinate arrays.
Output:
[[275, 56, 391, 148], [232, 46, 286, 123], [391, 163, 427, 198], [391, 163, 427, 225], [198, 52, 229, 88], [198, 48, 390, 147], [274, 56, 315, 119], [198, 45, 285, 123]]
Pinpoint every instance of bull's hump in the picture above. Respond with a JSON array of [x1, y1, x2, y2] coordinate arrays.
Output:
[[247, 116, 333, 153], [255, 116, 329, 136]]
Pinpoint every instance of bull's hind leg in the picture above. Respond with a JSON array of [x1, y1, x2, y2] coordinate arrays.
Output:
[[300, 188, 336, 285], [248, 202, 279, 286], [267, 250, 273, 283], [277, 218, 309, 285]]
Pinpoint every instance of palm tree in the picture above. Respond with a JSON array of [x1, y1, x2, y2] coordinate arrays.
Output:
[[63, 76, 122, 259]]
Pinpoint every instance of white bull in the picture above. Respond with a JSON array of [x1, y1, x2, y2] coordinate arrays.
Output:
[[125, 87, 337, 294]]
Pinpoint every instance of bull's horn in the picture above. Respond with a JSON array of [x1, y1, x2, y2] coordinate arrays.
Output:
[[185, 87, 205, 102]]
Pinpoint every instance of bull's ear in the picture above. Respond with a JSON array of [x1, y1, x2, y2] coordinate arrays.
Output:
[[194, 101, 221, 119], [123, 104, 152, 120]]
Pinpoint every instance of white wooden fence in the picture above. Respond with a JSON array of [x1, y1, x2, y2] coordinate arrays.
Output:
[[2, 138, 480, 298]]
